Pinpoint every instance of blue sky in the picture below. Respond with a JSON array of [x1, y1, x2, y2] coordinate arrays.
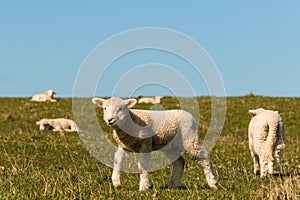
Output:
[[1, 1, 299, 97]]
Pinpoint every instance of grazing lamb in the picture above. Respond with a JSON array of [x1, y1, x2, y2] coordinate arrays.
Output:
[[138, 96, 162, 104], [92, 96, 218, 191], [36, 118, 79, 132], [31, 89, 57, 102], [248, 108, 285, 177]]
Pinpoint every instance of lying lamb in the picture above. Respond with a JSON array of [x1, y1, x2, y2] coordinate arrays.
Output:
[[248, 108, 285, 177], [92, 96, 218, 191], [31, 89, 57, 102], [138, 96, 162, 104], [36, 118, 79, 132]]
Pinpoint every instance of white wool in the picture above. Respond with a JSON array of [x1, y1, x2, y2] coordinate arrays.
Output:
[[31, 89, 57, 102], [138, 96, 163, 104], [92, 96, 218, 191], [248, 108, 285, 177], [36, 118, 79, 132]]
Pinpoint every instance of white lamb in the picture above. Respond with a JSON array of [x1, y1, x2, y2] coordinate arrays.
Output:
[[138, 96, 162, 104], [248, 108, 285, 177], [36, 118, 79, 132], [92, 96, 218, 191], [31, 89, 57, 102]]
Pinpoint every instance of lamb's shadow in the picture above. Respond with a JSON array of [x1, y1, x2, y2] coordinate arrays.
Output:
[[272, 172, 300, 178], [159, 185, 197, 190], [254, 171, 300, 178]]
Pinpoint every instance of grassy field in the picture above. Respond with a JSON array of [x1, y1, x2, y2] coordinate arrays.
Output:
[[0, 96, 299, 199]]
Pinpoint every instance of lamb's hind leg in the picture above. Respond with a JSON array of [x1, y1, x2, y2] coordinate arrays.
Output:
[[249, 139, 260, 175], [273, 143, 285, 174], [163, 150, 185, 188], [250, 151, 260, 175], [259, 156, 269, 177], [264, 143, 276, 176]]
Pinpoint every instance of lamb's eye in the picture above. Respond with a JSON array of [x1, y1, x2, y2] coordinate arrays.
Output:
[[104, 108, 107, 111]]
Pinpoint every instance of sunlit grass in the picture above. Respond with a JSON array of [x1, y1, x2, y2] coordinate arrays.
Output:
[[0, 96, 299, 199]]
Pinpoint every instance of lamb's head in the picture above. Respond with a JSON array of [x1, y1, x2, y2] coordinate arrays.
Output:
[[155, 96, 163, 103], [92, 97, 137, 127], [36, 119, 53, 130], [46, 89, 56, 97], [249, 108, 278, 117]]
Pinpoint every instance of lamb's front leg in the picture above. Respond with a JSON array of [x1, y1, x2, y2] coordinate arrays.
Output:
[[112, 147, 126, 188], [138, 153, 151, 191], [163, 150, 185, 188], [52, 126, 65, 137]]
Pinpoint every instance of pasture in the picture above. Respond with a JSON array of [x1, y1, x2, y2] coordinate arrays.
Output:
[[0, 96, 299, 199]]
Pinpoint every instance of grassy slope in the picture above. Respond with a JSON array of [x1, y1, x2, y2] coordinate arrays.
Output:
[[0, 96, 299, 199]]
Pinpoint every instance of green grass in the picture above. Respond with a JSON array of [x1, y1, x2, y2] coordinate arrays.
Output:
[[0, 96, 299, 199]]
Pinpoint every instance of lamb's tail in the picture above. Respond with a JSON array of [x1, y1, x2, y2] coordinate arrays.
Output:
[[276, 143, 285, 151], [267, 121, 279, 141], [266, 120, 284, 150]]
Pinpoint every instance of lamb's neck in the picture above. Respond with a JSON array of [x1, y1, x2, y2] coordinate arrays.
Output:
[[113, 109, 148, 136], [112, 110, 137, 131]]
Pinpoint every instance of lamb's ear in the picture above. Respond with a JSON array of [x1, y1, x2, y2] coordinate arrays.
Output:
[[274, 110, 279, 114], [249, 109, 257, 117], [36, 120, 41, 125], [125, 98, 137, 108], [92, 98, 105, 107]]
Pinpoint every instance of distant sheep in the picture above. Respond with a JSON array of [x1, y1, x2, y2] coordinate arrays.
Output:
[[248, 108, 285, 177], [31, 89, 57, 102], [138, 96, 162, 104], [36, 118, 79, 132], [92, 96, 218, 191]]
